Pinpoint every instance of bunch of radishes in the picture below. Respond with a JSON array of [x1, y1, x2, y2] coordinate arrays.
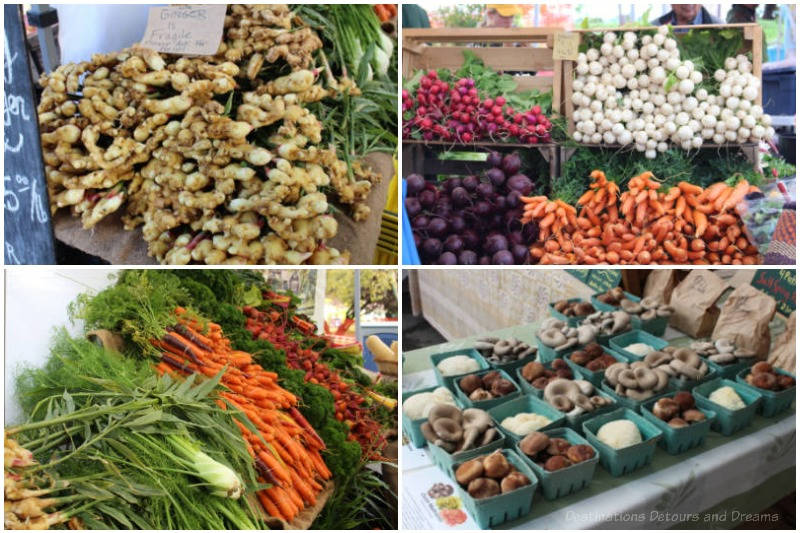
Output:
[[570, 26, 775, 158], [403, 70, 553, 144]]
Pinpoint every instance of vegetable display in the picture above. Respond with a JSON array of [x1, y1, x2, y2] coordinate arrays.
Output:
[[521, 170, 761, 264], [39, 5, 395, 265], [242, 305, 392, 460], [8, 269, 397, 529], [405, 151, 541, 265], [403, 70, 553, 144], [571, 26, 774, 157]]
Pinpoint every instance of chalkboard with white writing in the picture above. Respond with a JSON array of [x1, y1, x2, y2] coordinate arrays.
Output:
[[4, 4, 55, 264]]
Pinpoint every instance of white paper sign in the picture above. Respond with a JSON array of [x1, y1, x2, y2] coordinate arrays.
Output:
[[140, 4, 226, 56]]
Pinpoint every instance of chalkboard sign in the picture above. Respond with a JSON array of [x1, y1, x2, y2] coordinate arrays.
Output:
[[567, 269, 622, 294], [4, 4, 55, 264], [751, 269, 795, 316]]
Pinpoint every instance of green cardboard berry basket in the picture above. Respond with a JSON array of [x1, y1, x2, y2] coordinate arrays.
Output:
[[590, 292, 668, 336], [582, 408, 663, 477], [668, 357, 723, 391], [564, 390, 619, 434], [600, 379, 674, 411], [515, 427, 599, 500], [535, 336, 584, 363], [479, 344, 539, 375], [548, 298, 594, 327], [454, 368, 522, 410], [515, 366, 545, 398], [401, 385, 462, 448], [713, 359, 751, 380], [639, 396, 717, 455], [431, 349, 489, 388], [624, 294, 669, 336], [609, 330, 668, 361], [513, 360, 575, 397], [692, 378, 762, 436], [487, 394, 566, 442], [450, 449, 538, 529], [564, 348, 629, 386], [735, 367, 796, 417], [590, 291, 638, 312], [429, 431, 505, 475]]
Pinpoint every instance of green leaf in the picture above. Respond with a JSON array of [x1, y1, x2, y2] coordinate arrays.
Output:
[[580, 17, 589, 29], [190, 368, 225, 402], [124, 409, 162, 427], [62, 390, 75, 414], [664, 72, 678, 92], [96, 502, 134, 529], [222, 91, 234, 116]]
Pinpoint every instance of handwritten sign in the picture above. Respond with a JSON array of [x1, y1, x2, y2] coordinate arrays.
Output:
[[751, 269, 795, 316], [140, 4, 227, 56], [553, 32, 580, 61], [567, 269, 621, 294], [4, 5, 55, 264]]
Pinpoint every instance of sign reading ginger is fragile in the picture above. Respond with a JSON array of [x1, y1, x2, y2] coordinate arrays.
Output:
[[140, 4, 227, 56]]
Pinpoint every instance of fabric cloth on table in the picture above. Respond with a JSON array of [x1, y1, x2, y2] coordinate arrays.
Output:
[[764, 204, 796, 265]]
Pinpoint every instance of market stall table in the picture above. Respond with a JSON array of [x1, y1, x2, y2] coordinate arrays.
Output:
[[402, 321, 795, 529]]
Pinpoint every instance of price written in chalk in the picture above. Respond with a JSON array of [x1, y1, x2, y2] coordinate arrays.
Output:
[[140, 4, 226, 56]]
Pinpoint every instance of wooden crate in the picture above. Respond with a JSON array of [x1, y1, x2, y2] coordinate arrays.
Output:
[[559, 23, 763, 140], [403, 27, 565, 115], [402, 140, 558, 189], [402, 28, 565, 187]]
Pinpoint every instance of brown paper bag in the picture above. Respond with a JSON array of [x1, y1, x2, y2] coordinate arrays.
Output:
[[669, 270, 727, 337], [712, 284, 776, 359], [643, 270, 678, 304], [768, 312, 796, 372]]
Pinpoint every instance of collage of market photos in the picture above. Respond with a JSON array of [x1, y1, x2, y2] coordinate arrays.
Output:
[[2, 2, 797, 531]]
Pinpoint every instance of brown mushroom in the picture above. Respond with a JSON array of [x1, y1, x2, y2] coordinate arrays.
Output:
[[459, 374, 483, 395], [652, 398, 681, 421], [455, 458, 484, 486], [519, 432, 550, 457], [682, 409, 706, 423], [500, 471, 531, 493], [521, 361, 545, 382], [481, 371, 502, 388], [668, 417, 689, 428], [565, 444, 595, 463], [490, 378, 516, 397], [482, 450, 511, 479], [544, 455, 570, 471], [673, 391, 695, 412], [467, 477, 500, 499], [546, 437, 571, 456]]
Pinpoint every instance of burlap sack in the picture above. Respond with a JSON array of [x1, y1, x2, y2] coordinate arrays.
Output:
[[768, 312, 796, 372], [643, 270, 678, 304], [669, 270, 727, 338], [712, 284, 776, 359]]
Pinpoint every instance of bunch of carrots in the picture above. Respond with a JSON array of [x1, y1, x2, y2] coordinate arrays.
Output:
[[153, 308, 331, 524], [242, 306, 391, 461], [373, 4, 397, 22], [521, 170, 761, 265]]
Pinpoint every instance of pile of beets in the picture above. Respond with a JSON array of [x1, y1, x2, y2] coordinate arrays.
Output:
[[402, 70, 553, 144], [405, 152, 539, 265]]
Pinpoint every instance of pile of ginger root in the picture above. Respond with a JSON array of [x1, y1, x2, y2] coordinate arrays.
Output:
[[37, 4, 381, 264]]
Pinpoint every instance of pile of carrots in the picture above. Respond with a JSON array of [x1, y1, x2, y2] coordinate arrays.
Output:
[[153, 308, 331, 524], [373, 4, 397, 22], [522, 170, 761, 265], [242, 306, 390, 461]]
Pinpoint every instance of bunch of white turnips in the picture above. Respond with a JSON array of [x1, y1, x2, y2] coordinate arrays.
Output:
[[571, 26, 775, 159]]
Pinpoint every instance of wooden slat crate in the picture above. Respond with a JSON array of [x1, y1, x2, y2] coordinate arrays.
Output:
[[402, 140, 558, 190], [403, 27, 565, 115], [402, 28, 565, 186], [559, 23, 763, 141]]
